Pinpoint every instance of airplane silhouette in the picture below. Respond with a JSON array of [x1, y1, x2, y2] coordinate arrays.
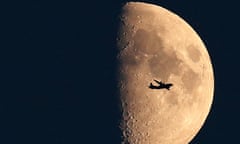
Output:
[[149, 80, 173, 90]]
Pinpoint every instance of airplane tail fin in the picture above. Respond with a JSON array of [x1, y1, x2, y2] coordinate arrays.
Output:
[[149, 83, 154, 88]]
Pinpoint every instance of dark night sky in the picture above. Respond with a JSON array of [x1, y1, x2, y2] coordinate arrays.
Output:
[[2, 0, 239, 143]]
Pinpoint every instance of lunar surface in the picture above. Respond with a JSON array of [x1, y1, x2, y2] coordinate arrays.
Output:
[[116, 2, 214, 144]]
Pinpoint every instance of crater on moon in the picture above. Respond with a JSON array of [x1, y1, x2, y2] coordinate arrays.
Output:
[[186, 44, 202, 63], [133, 29, 161, 55], [132, 28, 183, 82], [148, 52, 182, 82], [182, 68, 201, 93]]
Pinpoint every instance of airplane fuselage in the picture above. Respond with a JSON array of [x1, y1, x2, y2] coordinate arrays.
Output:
[[149, 80, 173, 90]]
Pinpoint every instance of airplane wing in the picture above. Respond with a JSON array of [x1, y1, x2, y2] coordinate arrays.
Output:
[[154, 80, 163, 85]]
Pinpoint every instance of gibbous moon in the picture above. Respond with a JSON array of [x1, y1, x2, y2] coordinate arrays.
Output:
[[117, 2, 214, 144]]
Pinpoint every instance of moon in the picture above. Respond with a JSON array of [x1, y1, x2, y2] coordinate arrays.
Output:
[[116, 2, 214, 144]]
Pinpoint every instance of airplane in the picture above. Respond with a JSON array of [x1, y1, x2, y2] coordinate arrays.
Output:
[[149, 80, 173, 90]]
